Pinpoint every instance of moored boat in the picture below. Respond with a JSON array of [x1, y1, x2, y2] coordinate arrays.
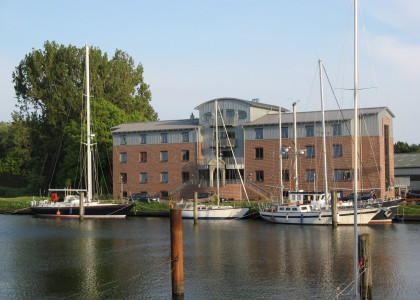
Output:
[[30, 45, 134, 219]]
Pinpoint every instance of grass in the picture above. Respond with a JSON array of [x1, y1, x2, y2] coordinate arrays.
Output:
[[397, 205, 420, 215]]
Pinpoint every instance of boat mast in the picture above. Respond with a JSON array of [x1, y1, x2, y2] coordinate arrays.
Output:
[[215, 100, 220, 206], [279, 106, 283, 203], [353, 0, 359, 298], [85, 44, 92, 203], [319, 60, 329, 204], [293, 101, 298, 191]]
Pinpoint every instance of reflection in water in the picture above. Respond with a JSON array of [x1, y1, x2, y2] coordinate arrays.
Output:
[[0, 215, 419, 299]]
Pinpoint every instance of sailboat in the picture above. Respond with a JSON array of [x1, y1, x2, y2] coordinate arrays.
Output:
[[259, 59, 381, 225], [175, 100, 250, 219], [30, 45, 135, 218]]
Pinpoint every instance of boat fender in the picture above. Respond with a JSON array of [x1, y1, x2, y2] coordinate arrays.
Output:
[[286, 214, 289, 222], [318, 213, 321, 220], [300, 214, 304, 224], [337, 213, 340, 223], [56, 210, 61, 216]]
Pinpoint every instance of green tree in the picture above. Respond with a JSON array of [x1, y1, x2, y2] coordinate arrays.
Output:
[[12, 41, 158, 194], [394, 141, 420, 153]]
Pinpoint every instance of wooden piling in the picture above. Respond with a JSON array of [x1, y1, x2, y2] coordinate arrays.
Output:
[[79, 192, 84, 221], [194, 192, 198, 225], [358, 234, 372, 300], [331, 190, 337, 228], [170, 208, 184, 296]]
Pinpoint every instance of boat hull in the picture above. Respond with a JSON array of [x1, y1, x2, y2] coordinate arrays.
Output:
[[31, 203, 135, 219], [259, 207, 378, 225], [181, 207, 249, 219]]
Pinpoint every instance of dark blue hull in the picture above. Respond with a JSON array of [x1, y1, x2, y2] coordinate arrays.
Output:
[[31, 203, 135, 218]]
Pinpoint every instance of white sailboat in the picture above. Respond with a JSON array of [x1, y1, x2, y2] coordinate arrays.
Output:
[[30, 44, 135, 218], [176, 99, 249, 219], [259, 59, 379, 225]]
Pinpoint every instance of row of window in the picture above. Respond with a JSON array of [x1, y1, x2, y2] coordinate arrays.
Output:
[[253, 169, 353, 182], [120, 150, 190, 163], [254, 124, 342, 140], [254, 144, 343, 159], [120, 172, 190, 184], [120, 132, 190, 145]]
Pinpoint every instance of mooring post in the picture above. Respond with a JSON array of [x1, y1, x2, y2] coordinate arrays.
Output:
[[170, 208, 184, 296], [331, 190, 337, 228], [358, 234, 372, 300], [79, 192, 84, 221], [194, 192, 198, 225]]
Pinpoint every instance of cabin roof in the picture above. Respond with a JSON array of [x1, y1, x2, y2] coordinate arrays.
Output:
[[111, 118, 200, 134], [244, 107, 394, 126]]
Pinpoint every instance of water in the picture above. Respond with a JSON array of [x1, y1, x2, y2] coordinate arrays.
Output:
[[0, 215, 419, 299]]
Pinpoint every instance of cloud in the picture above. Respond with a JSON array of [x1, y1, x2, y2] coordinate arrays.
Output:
[[371, 35, 420, 77]]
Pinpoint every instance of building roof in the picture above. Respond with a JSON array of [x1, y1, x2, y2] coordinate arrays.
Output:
[[244, 106, 394, 126], [394, 153, 420, 168], [111, 118, 200, 134], [195, 97, 288, 112]]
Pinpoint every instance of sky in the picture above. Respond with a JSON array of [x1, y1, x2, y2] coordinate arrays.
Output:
[[0, 0, 419, 143]]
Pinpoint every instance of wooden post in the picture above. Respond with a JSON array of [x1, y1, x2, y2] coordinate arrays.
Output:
[[358, 234, 372, 300], [331, 190, 337, 228], [79, 192, 84, 221], [170, 208, 184, 296], [194, 192, 198, 225]]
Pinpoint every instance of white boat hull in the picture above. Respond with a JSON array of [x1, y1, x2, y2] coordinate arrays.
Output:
[[259, 207, 378, 225], [180, 206, 249, 219]]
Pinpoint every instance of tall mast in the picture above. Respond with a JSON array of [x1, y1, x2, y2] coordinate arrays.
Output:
[[293, 101, 298, 191], [215, 100, 220, 206], [279, 106, 283, 203], [319, 60, 329, 203], [85, 44, 92, 202], [353, 0, 359, 298]]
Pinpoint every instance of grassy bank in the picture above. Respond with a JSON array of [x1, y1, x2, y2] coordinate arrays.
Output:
[[397, 205, 420, 215]]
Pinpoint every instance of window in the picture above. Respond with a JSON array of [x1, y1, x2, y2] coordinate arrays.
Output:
[[140, 134, 147, 144], [182, 172, 190, 183], [306, 146, 315, 158], [255, 128, 263, 139], [120, 135, 126, 145], [334, 169, 353, 181], [255, 148, 263, 159], [333, 123, 342, 136], [182, 150, 189, 161], [120, 152, 127, 163], [281, 127, 288, 138], [238, 110, 247, 119], [282, 147, 289, 159], [140, 152, 147, 162], [120, 173, 127, 184], [182, 132, 189, 142], [333, 145, 342, 157], [305, 125, 314, 137], [306, 170, 315, 182], [161, 172, 168, 183], [226, 109, 235, 119], [256, 170, 264, 182], [161, 133, 168, 144], [140, 173, 147, 183], [160, 151, 168, 162], [282, 170, 290, 182], [161, 191, 169, 198]]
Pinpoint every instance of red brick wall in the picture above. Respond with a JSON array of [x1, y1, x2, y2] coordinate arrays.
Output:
[[113, 143, 198, 199]]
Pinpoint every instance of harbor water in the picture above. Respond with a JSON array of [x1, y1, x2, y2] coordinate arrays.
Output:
[[0, 215, 419, 299]]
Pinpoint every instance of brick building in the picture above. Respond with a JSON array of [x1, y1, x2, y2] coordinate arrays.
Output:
[[111, 98, 395, 201]]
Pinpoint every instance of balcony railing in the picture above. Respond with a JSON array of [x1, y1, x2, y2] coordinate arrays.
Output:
[[209, 117, 237, 127]]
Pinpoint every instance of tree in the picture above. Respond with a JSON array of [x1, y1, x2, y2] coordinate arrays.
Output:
[[394, 141, 420, 153], [11, 41, 158, 194]]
